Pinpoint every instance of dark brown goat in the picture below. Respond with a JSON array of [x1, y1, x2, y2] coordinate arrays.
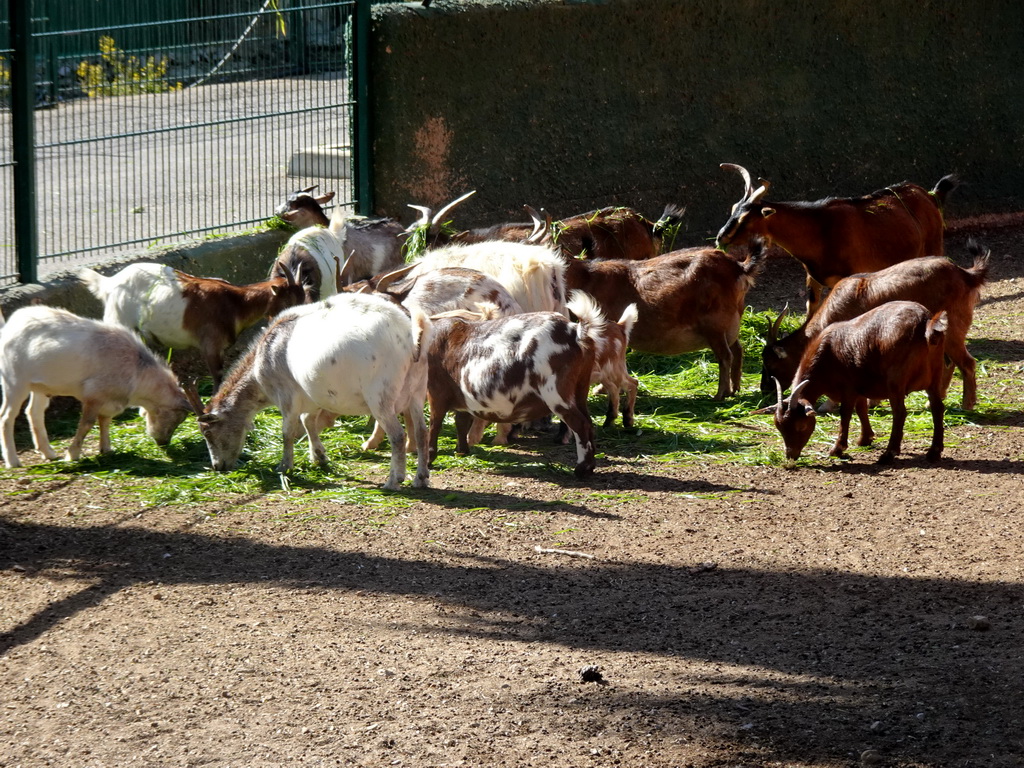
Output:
[[551, 204, 686, 260], [761, 242, 989, 408], [773, 301, 948, 464], [554, 242, 765, 400], [715, 164, 958, 315]]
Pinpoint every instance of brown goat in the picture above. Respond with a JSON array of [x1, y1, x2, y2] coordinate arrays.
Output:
[[551, 204, 686, 260], [554, 242, 765, 400], [773, 301, 948, 464], [761, 242, 989, 408], [715, 164, 957, 315]]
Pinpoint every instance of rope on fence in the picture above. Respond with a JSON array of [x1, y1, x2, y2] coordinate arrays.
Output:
[[188, 0, 277, 88]]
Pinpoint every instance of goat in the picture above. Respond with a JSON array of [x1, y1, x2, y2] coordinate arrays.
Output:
[[80, 262, 304, 387], [276, 186, 411, 286], [549, 204, 686, 260], [0, 305, 191, 468], [425, 291, 613, 478], [192, 292, 432, 490], [553, 242, 765, 400], [410, 240, 568, 315], [772, 301, 948, 464], [356, 265, 525, 453], [761, 241, 990, 409], [716, 164, 958, 315], [271, 226, 346, 302], [557, 303, 640, 444]]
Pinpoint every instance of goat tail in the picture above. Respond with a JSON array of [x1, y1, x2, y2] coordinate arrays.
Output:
[[926, 310, 949, 344], [617, 303, 640, 346], [566, 290, 608, 346], [409, 305, 433, 364], [963, 238, 992, 287], [932, 174, 959, 208], [740, 236, 769, 285], [653, 204, 686, 236], [77, 267, 109, 302]]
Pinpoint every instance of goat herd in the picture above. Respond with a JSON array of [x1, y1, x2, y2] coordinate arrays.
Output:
[[0, 165, 989, 487]]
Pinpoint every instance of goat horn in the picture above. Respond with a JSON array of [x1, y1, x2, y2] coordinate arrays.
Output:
[[299, 184, 318, 194], [430, 189, 477, 227], [405, 205, 432, 232], [750, 178, 771, 203], [774, 377, 785, 419], [720, 163, 753, 197], [768, 303, 789, 343], [524, 204, 546, 242], [338, 253, 357, 286], [790, 379, 811, 406], [374, 263, 418, 293], [183, 378, 207, 416]]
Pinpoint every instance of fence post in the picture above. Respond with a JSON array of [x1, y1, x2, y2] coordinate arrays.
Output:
[[351, 0, 373, 216], [9, 0, 38, 284]]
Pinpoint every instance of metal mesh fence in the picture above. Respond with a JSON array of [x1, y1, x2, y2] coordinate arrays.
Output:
[[1, 0, 356, 285]]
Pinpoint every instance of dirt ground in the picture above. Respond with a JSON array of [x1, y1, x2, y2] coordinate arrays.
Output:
[[1, 226, 1023, 768]]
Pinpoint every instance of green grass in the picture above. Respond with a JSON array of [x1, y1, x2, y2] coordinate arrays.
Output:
[[4, 308, 1017, 511]]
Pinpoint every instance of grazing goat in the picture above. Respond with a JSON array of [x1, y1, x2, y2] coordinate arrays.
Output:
[[80, 262, 304, 387], [275, 187, 407, 285], [410, 241, 568, 315], [761, 241, 990, 408], [772, 301, 948, 464], [554, 242, 765, 400], [425, 291, 613, 477], [0, 305, 191, 468], [716, 164, 958, 315], [272, 226, 345, 302], [193, 292, 432, 489], [549, 204, 686, 260]]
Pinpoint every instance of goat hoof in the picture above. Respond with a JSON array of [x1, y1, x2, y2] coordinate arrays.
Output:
[[573, 463, 596, 479], [926, 449, 943, 462], [876, 452, 895, 465]]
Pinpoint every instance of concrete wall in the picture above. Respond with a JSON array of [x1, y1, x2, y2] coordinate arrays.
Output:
[[0, 230, 291, 318], [370, 0, 1024, 238]]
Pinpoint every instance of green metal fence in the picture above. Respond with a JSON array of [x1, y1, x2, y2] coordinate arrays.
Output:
[[1, 0, 366, 286]]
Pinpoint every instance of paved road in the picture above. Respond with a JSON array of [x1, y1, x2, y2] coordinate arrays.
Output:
[[0, 71, 351, 283]]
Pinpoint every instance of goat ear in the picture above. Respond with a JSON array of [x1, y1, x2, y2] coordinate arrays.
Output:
[[760, 207, 776, 218]]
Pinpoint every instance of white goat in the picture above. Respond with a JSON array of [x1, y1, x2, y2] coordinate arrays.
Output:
[[272, 227, 345, 303], [0, 306, 191, 468], [409, 241, 568, 315], [194, 292, 432, 489]]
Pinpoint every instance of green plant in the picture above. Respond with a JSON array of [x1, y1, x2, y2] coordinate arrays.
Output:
[[76, 36, 182, 98]]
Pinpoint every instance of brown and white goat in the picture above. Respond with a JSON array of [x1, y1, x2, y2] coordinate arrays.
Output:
[[0, 305, 191, 468], [425, 291, 613, 478], [79, 262, 304, 387], [192, 292, 432, 489], [716, 164, 958, 315], [275, 187, 407, 285], [772, 301, 948, 464], [554, 242, 765, 400], [761, 241, 990, 408]]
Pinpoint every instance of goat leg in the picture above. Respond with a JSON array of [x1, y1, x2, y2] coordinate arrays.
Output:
[[878, 397, 908, 464], [300, 410, 331, 468], [828, 400, 853, 459], [925, 388, 945, 462], [855, 398, 875, 446], [26, 392, 59, 461], [375, 411, 407, 490], [66, 401, 101, 461], [404, 407, 430, 488]]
